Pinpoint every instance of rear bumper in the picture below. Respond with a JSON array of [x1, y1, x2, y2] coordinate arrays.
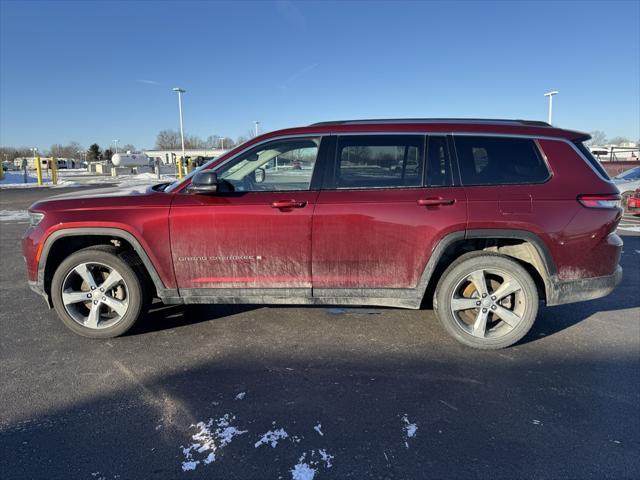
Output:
[[546, 265, 622, 306]]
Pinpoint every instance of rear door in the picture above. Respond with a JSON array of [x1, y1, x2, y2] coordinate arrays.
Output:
[[311, 134, 467, 296]]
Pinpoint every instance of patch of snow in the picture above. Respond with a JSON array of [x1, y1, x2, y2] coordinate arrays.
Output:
[[0, 171, 79, 188], [290, 450, 333, 480], [180, 414, 247, 471], [313, 423, 324, 436], [617, 224, 640, 232], [318, 449, 334, 468], [235, 391, 246, 400], [0, 210, 29, 222], [401, 414, 418, 448], [290, 453, 316, 480], [291, 461, 316, 480], [255, 428, 289, 448]]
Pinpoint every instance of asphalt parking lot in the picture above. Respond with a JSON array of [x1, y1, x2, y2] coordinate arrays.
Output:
[[1, 187, 639, 480]]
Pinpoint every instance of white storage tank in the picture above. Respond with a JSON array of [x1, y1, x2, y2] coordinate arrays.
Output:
[[111, 153, 149, 167]]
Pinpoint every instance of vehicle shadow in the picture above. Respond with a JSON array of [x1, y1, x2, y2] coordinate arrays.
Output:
[[129, 302, 260, 336]]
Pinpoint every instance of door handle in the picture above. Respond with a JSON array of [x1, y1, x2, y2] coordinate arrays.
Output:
[[417, 197, 455, 206], [271, 200, 307, 209]]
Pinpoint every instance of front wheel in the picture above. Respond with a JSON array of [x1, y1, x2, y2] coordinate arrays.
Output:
[[434, 252, 539, 349], [51, 247, 146, 338]]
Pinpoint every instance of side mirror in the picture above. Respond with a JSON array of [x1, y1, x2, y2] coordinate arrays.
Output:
[[254, 168, 265, 183], [188, 170, 218, 194]]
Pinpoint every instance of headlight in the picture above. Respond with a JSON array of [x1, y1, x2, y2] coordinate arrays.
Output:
[[29, 212, 45, 227]]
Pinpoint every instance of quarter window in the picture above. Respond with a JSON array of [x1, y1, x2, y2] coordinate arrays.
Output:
[[454, 136, 550, 185], [335, 135, 424, 189]]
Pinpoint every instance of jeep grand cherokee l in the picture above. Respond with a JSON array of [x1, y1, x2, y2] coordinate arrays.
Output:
[[23, 119, 623, 349]]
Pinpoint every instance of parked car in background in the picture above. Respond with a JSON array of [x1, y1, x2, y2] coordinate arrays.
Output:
[[626, 188, 640, 215], [23, 119, 623, 349], [613, 166, 640, 212]]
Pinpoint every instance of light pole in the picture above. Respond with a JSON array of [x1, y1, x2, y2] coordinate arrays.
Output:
[[113, 139, 119, 154], [173, 87, 186, 165], [254, 121, 260, 137], [544, 91, 559, 125]]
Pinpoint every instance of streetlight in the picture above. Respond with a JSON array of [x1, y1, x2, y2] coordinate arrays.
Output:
[[113, 139, 119, 154], [544, 91, 559, 125], [254, 121, 260, 137], [173, 87, 186, 165]]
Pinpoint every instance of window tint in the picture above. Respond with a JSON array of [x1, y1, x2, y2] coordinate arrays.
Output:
[[215, 137, 320, 192], [454, 136, 549, 185], [335, 135, 424, 189], [426, 136, 452, 187], [575, 142, 611, 180]]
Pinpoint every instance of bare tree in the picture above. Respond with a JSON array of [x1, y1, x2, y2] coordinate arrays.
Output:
[[608, 136, 630, 146], [155, 130, 181, 149], [49, 141, 82, 159], [588, 130, 607, 146], [120, 144, 136, 153], [184, 135, 205, 149]]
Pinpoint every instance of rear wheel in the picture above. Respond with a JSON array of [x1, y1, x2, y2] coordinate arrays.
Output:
[[434, 252, 539, 349], [51, 248, 146, 338]]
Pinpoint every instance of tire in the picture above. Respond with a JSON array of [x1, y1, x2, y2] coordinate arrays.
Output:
[[51, 247, 147, 338], [434, 252, 539, 349]]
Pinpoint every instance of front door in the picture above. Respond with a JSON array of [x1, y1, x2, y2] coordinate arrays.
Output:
[[312, 134, 467, 296], [170, 136, 324, 294]]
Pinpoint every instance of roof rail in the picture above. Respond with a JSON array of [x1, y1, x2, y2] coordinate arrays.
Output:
[[309, 118, 552, 127]]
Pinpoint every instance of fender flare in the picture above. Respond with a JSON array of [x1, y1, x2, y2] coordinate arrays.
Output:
[[415, 229, 556, 299], [38, 227, 177, 300]]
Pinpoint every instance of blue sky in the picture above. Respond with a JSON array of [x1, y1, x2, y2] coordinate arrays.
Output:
[[1, 0, 638, 150]]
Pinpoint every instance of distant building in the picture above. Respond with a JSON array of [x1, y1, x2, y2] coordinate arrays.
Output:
[[589, 143, 639, 162], [13, 157, 78, 170], [143, 148, 227, 165]]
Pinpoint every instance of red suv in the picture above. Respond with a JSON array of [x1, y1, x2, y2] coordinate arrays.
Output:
[[23, 119, 623, 349]]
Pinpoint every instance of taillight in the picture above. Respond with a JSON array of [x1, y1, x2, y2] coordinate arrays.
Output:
[[577, 194, 621, 209]]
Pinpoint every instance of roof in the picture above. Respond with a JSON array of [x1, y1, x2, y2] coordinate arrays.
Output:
[[310, 118, 552, 127]]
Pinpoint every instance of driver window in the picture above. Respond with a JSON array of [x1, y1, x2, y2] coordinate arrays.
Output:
[[216, 137, 320, 192]]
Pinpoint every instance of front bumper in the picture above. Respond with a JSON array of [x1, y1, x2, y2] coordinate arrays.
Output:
[[546, 265, 623, 306], [28, 280, 52, 308]]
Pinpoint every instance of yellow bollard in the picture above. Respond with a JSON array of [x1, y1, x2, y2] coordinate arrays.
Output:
[[177, 156, 183, 179], [51, 157, 58, 185], [35, 156, 43, 185]]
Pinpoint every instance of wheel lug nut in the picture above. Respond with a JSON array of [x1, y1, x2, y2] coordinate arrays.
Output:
[[491, 295, 496, 300], [87, 293, 92, 298], [100, 288, 104, 292], [491, 305, 497, 310], [102, 296, 106, 301], [93, 300, 98, 305], [482, 293, 487, 298], [475, 301, 481, 306], [482, 308, 487, 313]]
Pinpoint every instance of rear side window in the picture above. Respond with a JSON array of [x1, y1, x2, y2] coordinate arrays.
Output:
[[574, 142, 611, 180], [335, 135, 424, 189], [454, 136, 550, 185]]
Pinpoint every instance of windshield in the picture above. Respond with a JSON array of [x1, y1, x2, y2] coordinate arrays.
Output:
[[614, 166, 640, 181]]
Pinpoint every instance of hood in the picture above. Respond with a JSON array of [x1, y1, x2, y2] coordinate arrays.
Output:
[[43, 184, 152, 201]]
